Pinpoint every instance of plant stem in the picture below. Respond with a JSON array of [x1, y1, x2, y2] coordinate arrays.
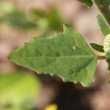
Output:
[[93, 0, 110, 25], [97, 55, 106, 60]]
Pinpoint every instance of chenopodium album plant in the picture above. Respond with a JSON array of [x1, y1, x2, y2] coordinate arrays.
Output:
[[9, 0, 110, 87]]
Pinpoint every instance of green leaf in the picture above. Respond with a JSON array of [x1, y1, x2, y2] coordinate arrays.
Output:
[[90, 43, 104, 52], [93, 0, 110, 24], [9, 26, 97, 86], [107, 58, 110, 70], [46, 9, 63, 31], [79, 0, 93, 7], [4, 12, 37, 30], [31, 9, 46, 18], [0, 3, 37, 30], [0, 72, 40, 109], [97, 15, 110, 36], [31, 8, 64, 31]]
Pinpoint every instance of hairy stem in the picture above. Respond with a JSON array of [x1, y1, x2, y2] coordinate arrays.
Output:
[[93, 0, 110, 24]]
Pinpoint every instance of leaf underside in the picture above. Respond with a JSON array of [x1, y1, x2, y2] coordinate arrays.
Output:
[[97, 15, 110, 36], [90, 43, 104, 52], [79, 0, 93, 7], [9, 26, 97, 86], [94, 0, 110, 25]]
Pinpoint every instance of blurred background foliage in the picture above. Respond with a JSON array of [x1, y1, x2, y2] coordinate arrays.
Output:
[[0, 3, 64, 31], [0, 3, 37, 30], [0, 72, 40, 110]]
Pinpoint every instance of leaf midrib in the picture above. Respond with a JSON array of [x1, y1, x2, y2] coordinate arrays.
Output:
[[18, 55, 96, 58]]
